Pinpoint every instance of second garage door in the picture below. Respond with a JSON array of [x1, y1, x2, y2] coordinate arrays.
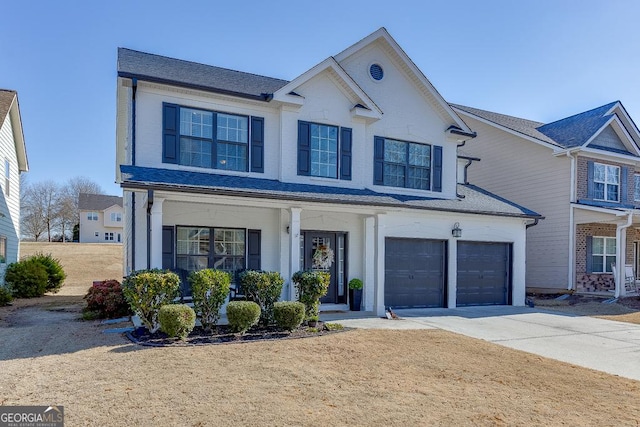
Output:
[[385, 238, 446, 308], [457, 241, 511, 306]]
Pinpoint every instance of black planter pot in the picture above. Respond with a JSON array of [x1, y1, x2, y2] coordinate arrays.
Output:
[[349, 289, 362, 311]]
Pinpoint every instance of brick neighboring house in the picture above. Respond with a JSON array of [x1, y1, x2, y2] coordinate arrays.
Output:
[[452, 102, 640, 296], [78, 193, 124, 243]]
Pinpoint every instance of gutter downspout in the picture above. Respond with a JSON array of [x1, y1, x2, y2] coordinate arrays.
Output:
[[615, 211, 634, 298], [146, 189, 154, 270], [526, 218, 540, 229], [566, 150, 577, 290]]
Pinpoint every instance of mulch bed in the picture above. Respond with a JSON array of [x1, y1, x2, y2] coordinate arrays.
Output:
[[530, 293, 640, 309], [126, 322, 349, 347]]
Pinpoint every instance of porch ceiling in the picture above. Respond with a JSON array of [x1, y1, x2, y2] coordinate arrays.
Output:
[[573, 203, 640, 225]]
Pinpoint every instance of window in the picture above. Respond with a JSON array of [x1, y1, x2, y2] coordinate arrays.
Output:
[[4, 159, 9, 197], [310, 123, 338, 178], [176, 106, 248, 171], [110, 212, 122, 222], [297, 121, 352, 180], [591, 236, 616, 273], [593, 163, 620, 202], [95, 232, 99, 237], [0, 236, 6, 263], [176, 227, 246, 278], [87, 212, 98, 221], [381, 138, 431, 190], [105, 232, 114, 241], [634, 174, 640, 201]]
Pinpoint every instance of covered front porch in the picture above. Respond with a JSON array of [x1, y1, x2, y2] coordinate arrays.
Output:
[[573, 204, 640, 297]]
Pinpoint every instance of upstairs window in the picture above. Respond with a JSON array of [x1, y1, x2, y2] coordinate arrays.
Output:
[[634, 174, 640, 201], [87, 212, 98, 221], [297, 121, 352, 180], [593, 163, 619, 202], [163, 104, 264, 173], [110, 212, 122, 222], [374, 137, 442, 191]]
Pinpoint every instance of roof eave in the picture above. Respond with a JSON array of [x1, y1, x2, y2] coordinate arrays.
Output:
[[7, 95, 28, 172]]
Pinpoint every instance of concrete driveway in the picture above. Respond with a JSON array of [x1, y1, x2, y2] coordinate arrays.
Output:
[[323, 306, 640, 382]]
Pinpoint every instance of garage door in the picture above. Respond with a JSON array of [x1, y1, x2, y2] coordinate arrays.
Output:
[[385, 238, 446, 308], [457, 242, 511, 306]]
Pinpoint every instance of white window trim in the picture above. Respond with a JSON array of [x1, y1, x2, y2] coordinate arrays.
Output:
[[593, 162, 620, 202], [634, 174, 640, 201], [592, 236, 616, 274]]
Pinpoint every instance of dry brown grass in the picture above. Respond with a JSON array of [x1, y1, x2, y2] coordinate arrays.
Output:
[[1, 243, 640, 426]]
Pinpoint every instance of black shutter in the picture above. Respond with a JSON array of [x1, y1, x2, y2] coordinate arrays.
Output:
[[247, 229, 261, 270], [340, 127, 352, 180], [621, 166, 628, 203], [250, 116, 264, 173], [433, 145, 443, 192], [587, 161, 595, 199], [297, 121, 311, 176], [373, 136, 384, 185], [162, 103, 178, 164], [162, 226, 174, 270], [585, 236, 593, 274]]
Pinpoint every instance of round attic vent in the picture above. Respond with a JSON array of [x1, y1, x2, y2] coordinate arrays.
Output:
[[369, 63, 384, 81]]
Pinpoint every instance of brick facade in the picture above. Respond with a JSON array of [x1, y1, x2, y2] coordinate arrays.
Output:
[[576, 223, 640, 292]]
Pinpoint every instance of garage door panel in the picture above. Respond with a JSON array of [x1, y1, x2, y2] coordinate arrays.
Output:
[[457, 242, 511, 306], [385, 238, 445, 308]]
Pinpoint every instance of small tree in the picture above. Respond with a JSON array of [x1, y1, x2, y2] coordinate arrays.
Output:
[[189, 269, 231, 333], [29, 253, 66, 293], [291, 270, 330, 321], [122, 269, 180, 333], [239, 270, 284, 326]]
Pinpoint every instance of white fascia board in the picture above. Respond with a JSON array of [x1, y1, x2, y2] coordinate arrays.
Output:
[[571, 146, 640, 164], [581, 115, 640, 156], [8, 96, 28, 172], [272, 57, 381, 116], [607, 102, 640, 145], [571, 203, 631, 217], [453, 106, 561, 150]]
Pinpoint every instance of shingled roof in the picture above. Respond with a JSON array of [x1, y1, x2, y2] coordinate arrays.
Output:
[[120, 165, 541, 219], [78, 193, 123, 211], [0, 90, 16, 123], [117, 48, 289, 101]]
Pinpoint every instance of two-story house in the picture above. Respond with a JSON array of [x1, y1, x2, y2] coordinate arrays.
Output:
[[452, 102, 640, 297], [78, 193, 124, 243], [115, 28, 541, 315], [0, 90, 28, 283]]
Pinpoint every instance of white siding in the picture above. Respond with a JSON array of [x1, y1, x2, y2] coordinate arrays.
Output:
[[0, 114, 21, 283], [460, 116, 572, 289]]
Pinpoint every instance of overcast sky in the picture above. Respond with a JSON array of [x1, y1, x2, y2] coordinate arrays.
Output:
[[2, 0, 639, 195]]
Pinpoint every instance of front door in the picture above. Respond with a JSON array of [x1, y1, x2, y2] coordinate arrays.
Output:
[[302, 232, 346, 304]]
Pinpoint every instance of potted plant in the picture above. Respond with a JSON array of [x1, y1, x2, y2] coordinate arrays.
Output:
[[348, 278, 363, 311]]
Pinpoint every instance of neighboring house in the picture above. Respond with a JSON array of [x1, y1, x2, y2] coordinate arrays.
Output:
[[0, 90, 28, 282], [115, 28, 540, 315], [452, 102, 640, 297], [78, 193, 124, 243]]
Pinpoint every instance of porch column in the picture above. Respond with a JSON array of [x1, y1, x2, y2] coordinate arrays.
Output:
[[373, 213, 386, 317], [288, 207, 302, 301], [150, 197, 164, 269], [363, 216, 375, 311]]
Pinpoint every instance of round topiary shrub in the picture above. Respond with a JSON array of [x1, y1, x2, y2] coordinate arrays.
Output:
[[5, 259, 49, 298], [189, 269, 231, 333], [29, 253, 66, 293], [0, 286, 12, 306], [273, 301, 305, 331], [226, 301, 260, 334], [158, 304, 196, 340]]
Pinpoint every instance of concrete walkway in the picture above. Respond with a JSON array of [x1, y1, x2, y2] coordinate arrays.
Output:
[[322, 306, 640, 381]]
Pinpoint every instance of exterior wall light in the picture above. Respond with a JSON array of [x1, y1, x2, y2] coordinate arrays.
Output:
[[452, 222, 462, 238]]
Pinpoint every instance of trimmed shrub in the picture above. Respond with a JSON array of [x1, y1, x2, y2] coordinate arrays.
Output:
[[226, 301, 260, 334], [0, 286, 12, 306], [239, 270, 284, 326], [29, 253, 66, 293], [158, 304, 196, 340], [5, 259, 48, 298], [190, 269, 231, 332], [84, 280, 131, 319], [273, 301, 305, 331], [122, 269, 180, 333], [292, 270, 330, 320]]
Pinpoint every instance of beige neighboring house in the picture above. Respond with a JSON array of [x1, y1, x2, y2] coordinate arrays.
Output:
[[78, 193, 123, 243], [0, 90, 28, 282], [452, 101, 640, 297]]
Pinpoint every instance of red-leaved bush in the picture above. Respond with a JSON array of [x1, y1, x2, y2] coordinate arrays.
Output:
[[84, 280, 131, 319]]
